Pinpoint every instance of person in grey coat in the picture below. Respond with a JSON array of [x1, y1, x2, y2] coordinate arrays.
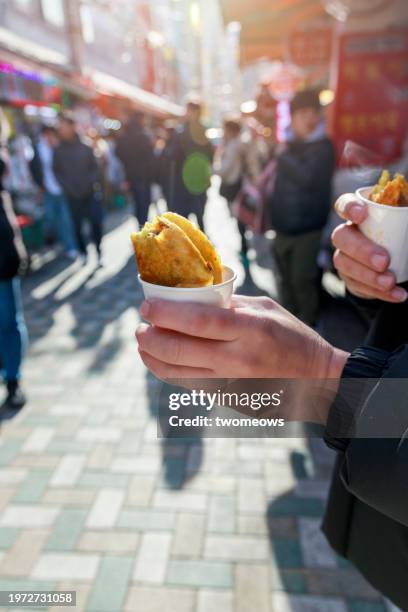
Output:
[[53, 113, 101, 263]]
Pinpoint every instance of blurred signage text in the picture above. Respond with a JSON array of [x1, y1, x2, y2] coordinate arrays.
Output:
[[332, 28, 408, 165]]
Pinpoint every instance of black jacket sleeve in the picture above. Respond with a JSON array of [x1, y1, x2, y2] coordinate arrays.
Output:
[[325, 345, 408, 527]]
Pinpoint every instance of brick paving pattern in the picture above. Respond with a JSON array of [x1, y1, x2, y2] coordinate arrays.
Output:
[[0, 189, 391, 611]]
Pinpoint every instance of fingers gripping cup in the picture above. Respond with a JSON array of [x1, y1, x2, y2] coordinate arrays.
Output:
[[357, 187, 408, 283], [131, 212, 237, 308]]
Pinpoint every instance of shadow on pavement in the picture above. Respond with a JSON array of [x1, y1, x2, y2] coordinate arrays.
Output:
[[75, 255, 139, 371], [265, 446, 385, 604], [22, 249, 142, 375], [145, 371, 204, 490]]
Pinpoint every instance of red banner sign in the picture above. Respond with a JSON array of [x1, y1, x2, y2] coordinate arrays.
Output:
[[331, 28, 408, 165]]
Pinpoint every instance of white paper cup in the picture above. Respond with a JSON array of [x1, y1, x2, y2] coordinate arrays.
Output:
[[357, 186, 408, 283], [138, 265, 237, 308]]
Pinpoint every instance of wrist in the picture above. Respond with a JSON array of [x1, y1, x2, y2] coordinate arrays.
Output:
[[311, 345, 349, 425], [327, 347, 350, 380], [313, 333, 349, 381], [294, 340, 349, 426]]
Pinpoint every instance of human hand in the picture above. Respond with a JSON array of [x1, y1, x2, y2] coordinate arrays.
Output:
[[332, 194, 407, 303], [136, 295, 348, 382]]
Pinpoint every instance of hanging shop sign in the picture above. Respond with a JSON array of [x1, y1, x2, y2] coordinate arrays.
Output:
[[331, 28, 408, 165]]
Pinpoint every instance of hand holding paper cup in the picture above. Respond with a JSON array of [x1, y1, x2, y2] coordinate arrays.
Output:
[[357, 171, 408, 283], [131, 212, 236, 308]]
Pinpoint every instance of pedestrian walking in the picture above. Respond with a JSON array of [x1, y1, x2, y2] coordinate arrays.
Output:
[[116, 112, 154, 227], [242, 118, 269, 184], [217, 117, 248, 261], [53, 113, 102, 264], [269, 89, 335, 326], [165, 96, 213, 231], [0, 157, 28, 411], [30, 125, 78, 260], [104, 132, 125, 207], [154, 121, 176, 207]]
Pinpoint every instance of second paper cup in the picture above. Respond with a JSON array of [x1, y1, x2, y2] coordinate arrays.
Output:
[[357, 186, 408, 283]]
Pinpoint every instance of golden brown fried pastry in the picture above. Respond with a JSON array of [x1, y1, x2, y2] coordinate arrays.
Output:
[[162, 212, 223, 284], [131, 215, 217, 288], [370, 170, 408, 207]]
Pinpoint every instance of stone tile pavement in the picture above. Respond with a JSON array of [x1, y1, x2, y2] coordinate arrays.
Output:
[[0, 189, 391, 611]]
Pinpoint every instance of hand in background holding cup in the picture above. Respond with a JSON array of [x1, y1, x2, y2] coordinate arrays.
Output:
[[332, 193, 407, 303]]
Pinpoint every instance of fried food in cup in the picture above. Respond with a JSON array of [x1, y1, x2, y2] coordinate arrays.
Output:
[[370, 170, 408, 207], [131, 213, 222, 288]]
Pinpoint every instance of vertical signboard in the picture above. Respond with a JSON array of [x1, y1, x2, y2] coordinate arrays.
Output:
[[331, 28, 408, 164]]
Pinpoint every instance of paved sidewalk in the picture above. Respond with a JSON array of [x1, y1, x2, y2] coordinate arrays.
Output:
[[0, 189, 387, 611]]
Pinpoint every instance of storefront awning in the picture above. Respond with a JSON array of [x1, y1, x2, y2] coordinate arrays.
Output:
[[89, 70, 184, 119], [0, 27, 67, 69]]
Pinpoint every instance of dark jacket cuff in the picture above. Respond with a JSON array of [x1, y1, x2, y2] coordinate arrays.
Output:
[[324, 346, 390, 452]]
